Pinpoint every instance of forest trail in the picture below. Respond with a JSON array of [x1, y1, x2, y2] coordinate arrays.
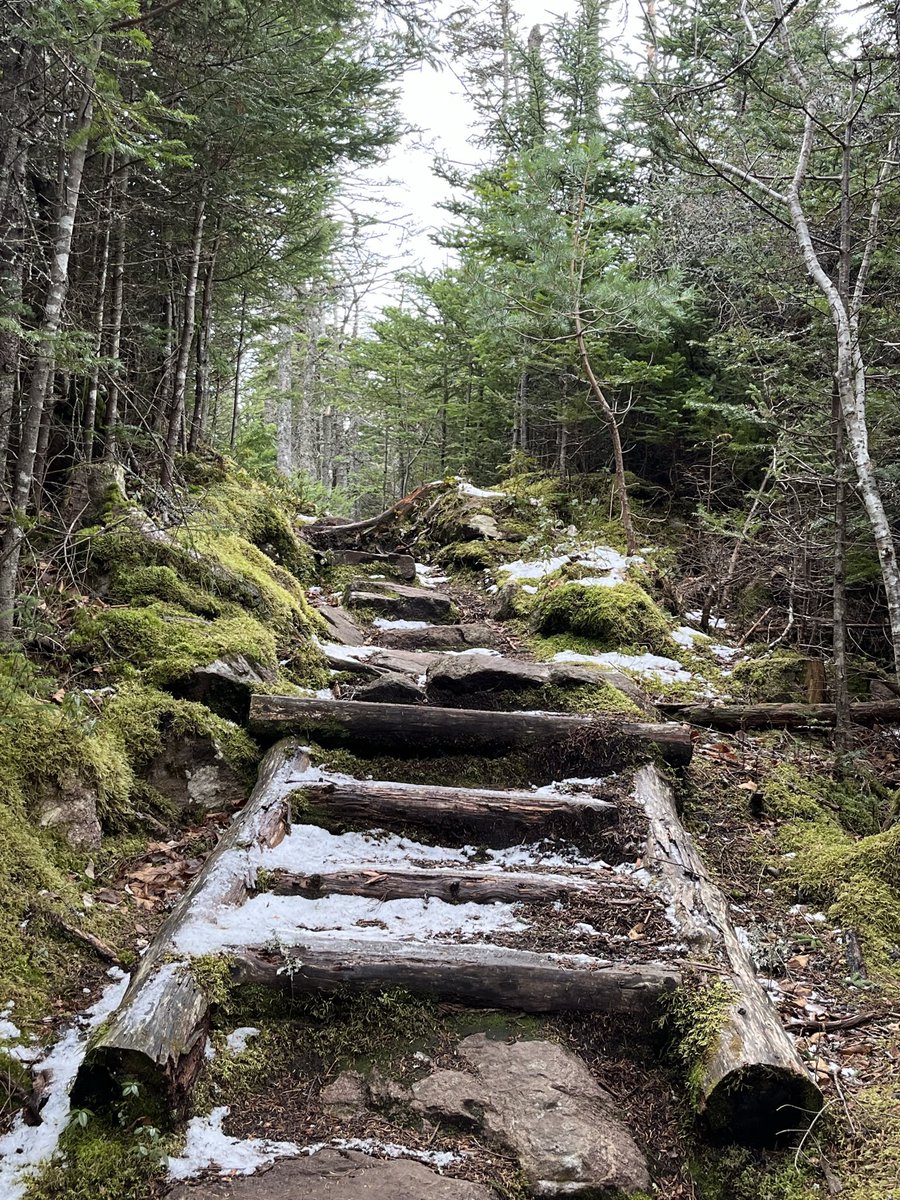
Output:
[[65, 559, 823, 1197]]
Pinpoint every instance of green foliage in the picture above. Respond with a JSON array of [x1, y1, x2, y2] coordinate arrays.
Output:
[[689, 1143, 818, 1200], [532, 581, 675, 654], [731, 653, 815, 704]]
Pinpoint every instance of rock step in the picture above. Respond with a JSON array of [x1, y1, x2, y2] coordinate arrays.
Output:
[[375, 621, 500, 650], [344, 579, 457, 623]]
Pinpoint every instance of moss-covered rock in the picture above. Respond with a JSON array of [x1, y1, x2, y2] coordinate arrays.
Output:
[[731, 651, 817, 703], [532, 581, 675, 655]]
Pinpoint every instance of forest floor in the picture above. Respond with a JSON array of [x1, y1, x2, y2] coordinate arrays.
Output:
[[1, 473, 899, 1200]]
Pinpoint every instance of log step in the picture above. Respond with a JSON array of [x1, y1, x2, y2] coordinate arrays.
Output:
[[290, 778, 619, 846], [231, 937, 681, 1016], [266, 866, 612, 904], [250, 695, 693, 767]]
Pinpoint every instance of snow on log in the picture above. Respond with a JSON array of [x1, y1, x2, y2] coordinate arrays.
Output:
[[291, 778, 618, 845], [249, 695, 694, 768], [72, 741, 307, 1112], [633, 764, 822, 1142], [230, 938, 680, 1016]]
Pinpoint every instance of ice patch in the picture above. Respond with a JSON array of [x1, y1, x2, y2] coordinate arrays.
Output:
[[685, 610, 727, 630], [167, 1107, 300, 1180], [0, 971, 130, 1200], [671, 625, 711, 648], [296, 513, 318, 525], [443, 647, 501, 657], [415, 563, 450, 588], [316, 640, 374, 664], [0, 1006, 21, 1041], [225, 1027, 260, 1054], [174, 891, 526, 955]]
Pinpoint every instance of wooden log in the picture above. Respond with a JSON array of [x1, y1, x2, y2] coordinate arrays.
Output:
[[658, 697, 900, 730], [329, 550, 417, 580], [633, 764, 822, 1142], [303, 480, 451, 547], [72, 742, 307, 1113], [230, 938, 680, 1016], [292, 778, 618, 845], [376, 622, 501, 651], [249, 695, 694, 768], [267, 866, 607, 904]]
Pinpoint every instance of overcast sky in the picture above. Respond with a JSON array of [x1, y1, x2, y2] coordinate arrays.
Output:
[[357, 0, 590, 306]]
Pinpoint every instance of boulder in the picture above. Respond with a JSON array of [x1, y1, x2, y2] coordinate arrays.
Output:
[[165, 1150, 495, 1200], [344, 580, 456, 623], [171, 655, 276, 722], [319, 1069, 367, 1116], [35, 774, 102, 849], [410, 1036, 650, 1197], [143, 732, 247, 811]]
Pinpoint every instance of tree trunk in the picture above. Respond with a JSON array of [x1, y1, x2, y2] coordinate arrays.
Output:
[[161, 190, 206, 489], [267, 866, 611, 904], [188, 236, 218, 452], [101, 163, 129, 460], [83, 161, 113, 464], [230, 288, 246, 451], [249, 694, 693, 767], [0, 45, 99, 639], [657, 697, 900, 730]]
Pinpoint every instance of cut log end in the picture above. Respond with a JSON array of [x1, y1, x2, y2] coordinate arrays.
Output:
[[704, 1064, 824, 1145]]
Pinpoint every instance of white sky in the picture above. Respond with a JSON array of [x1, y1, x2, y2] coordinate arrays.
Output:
[[356, 0, 587, 306]]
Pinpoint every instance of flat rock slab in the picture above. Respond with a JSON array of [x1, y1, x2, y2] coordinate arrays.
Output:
[[350, 675, 426, 704], [344, 579, 456, 623], [166, 1150, 495, 1199], [376, 623, 499, 651], [410, 1035, 650, 1197], [316, 603, 368, 646]]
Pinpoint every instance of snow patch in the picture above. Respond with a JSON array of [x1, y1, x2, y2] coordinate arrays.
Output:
[[167, 1107, 299, 1180], [225, 1027, 260, 1054], [302, 1137, 464, 1170], [0, 971, 130, 1200], [552, 649, 694, 684], [174, 891, 526, 955], [372, 618, 433, 630], [457, 481, 506, 499]]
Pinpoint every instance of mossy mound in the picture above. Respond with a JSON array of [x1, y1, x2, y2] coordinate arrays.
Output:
[[434, 539, 517, 570], [767, 766, 900, 983], [532, 581, 675, 655], [731, 651, 817, 703], [70, 601, 279, 689]]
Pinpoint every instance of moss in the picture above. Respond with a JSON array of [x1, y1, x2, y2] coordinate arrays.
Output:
[[731, 652, 817, 704], [70, 600, 278, 688], [189, 953, 236, 1007], [659, 977, 735, 1106], [24, 1115, 170, 1200], [839, 1084, 900, 1198], [762, 764, 888, 835], [109, 564, 221, 618], [778, 813, 900, 982], [532, 581, 675, 655], [689, 1144, 818, 1200], [439, 681, 641, 717], [306, 744, 541, 790], [98, 684, 258, 778], [434, 540, 516, 570]]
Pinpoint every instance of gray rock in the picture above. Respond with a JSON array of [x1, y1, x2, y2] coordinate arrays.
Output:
[[464, 511, 504, 541], [411, 1036, 650, 1197], [316, 603, 368, 646], [143, 732, 247, 811], [376, 623, 499, 652], [319, 1069, 366, 1115], [35, 774, 102, 849], [350, 675, 426, 704], [344, 580, 456, 623], [165, 1150, 495, 1199], [173, 654, 277, 722]]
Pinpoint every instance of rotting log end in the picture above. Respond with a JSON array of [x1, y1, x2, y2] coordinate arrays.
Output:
[[702, 1062, 823, 1145]]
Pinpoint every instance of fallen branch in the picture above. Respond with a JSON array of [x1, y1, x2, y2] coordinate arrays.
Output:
[[302, 481, 451, 547], [658, 698, 900, 730]]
